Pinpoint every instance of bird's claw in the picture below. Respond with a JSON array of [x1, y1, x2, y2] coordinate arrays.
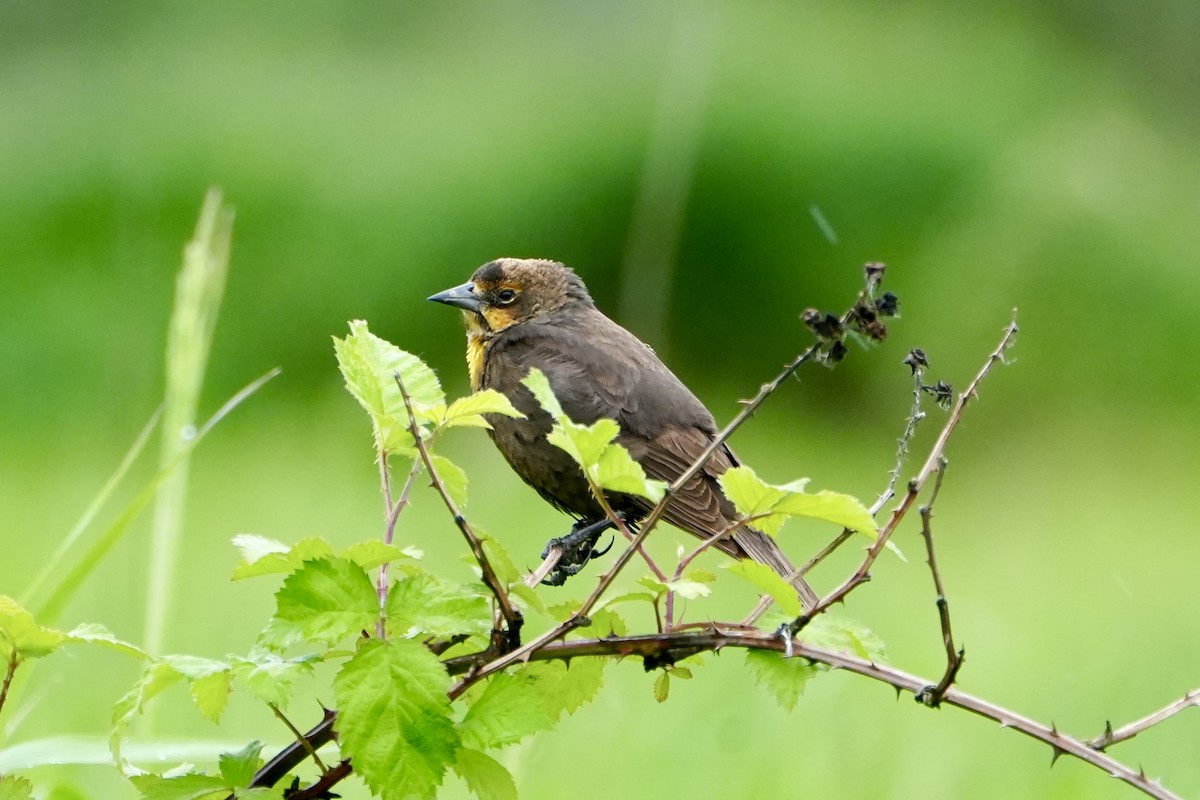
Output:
[[540, 517, 620, 586]]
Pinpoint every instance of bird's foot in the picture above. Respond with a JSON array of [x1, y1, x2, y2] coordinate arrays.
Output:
[[540, 516, 620, 586]]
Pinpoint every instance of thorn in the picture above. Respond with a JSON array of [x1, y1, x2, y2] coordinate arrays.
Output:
[[1049, 721, 1060, 737], [1138, 765, 1147, 781], [1049, 746, 1066, 767]]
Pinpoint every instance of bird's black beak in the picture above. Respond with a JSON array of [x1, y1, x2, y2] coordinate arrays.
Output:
[[428, 282, 482, 313]]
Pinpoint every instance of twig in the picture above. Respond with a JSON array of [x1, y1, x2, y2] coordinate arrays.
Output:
[[524, 546, 564, 588], [0, 648, 18, 721], [913, 458, 963, 707], [393, 373, 523, 650], [789, 316, 1019, 635], [524, 279, 878, 587], [375, 456, 422, 636], [1089, 689, 1200, 751], [440, 630, 1180, 800], [269, 702, 327, 773], [743, 352, 932, 627]]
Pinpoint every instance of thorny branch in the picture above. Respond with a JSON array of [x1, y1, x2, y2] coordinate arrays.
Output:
[[1089, 689, 1200, 751], [253, 303, 1188, 800], [394, 373, 523, 651], [913, 458, 963, 707], [788, 314, 1020, 636]]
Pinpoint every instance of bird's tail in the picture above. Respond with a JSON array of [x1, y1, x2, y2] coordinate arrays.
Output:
[[732, 527, 819, 611]]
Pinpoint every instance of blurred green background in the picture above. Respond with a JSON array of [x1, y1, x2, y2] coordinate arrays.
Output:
[[3, 2, 1199, 798]]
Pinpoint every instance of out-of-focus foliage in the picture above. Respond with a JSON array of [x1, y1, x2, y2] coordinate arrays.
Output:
[[2, 2, 1198, 799]]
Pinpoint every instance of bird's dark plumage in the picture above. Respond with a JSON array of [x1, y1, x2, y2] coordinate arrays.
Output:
[[430, 258, 810, 602]]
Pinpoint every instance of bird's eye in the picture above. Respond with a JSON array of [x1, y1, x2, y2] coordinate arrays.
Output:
[[494, 288, 518, 306]]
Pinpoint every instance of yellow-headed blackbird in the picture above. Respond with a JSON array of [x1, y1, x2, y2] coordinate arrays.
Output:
[[430, 258, 814, 604]]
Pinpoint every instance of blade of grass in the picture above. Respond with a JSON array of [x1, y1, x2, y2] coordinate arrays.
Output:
[[145, 188, 233, 659], [33, 369, 280, 625], [23, 407, 162, 604]]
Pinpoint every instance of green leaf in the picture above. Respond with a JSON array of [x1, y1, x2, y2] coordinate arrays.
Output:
[[231, 536, 335, 581], [460, 671, 553, 750], [63, 623, 150, 660], [663, 579, 711, 600], [517, 660, 607, 723], [653, 671, 670, 703], [478, 535, 519, 586], [452, 748, 518, 800], [431, 455, 469, 507], [745, 650, 819, 712], [218, 740, 264, 789], [153, 655, 234, 723], [128, 772, 229, 800], [262, 558, 379, 648], [718, 466, 878, 538], [340, 541, 415, 571], [0, 776, 34, 800], [111, 661, 186, 767], [334, 320, 445, 453], [230, 650, 318, 707], [441, 390, 524, 429], [799, 614, 887, 663], [590, 445, 665, 503], [386, 574, 490, 639], [726, 561, 803, 617], [334, 638, 458, 800], [190, 670, 234, 724], [520, 369, 664, 502], [0, 595, 67, 659]]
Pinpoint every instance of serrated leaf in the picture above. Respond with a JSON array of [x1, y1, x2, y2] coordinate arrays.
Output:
[[64, 623, 149, 660], [128, 772, 229, 800], [799, 615, 887, 663], [460, 671, 553, 749], [126, 656, 232, 727], [386, 574, 490, 639], [718, 467, 877, 539], [0, 595, 66, 659], [519, 368, 565, 419], [190, 670, 234, 724], [0, 776, 34, 800], [601, 591, 659, 608], [263, 558, 378, 648], [452, 748, 518, 800], [773, 490, 878, 536], [653, 671, 670, 703], [334, 320, 444, 454], [334, 638, 458, 800], [521, 370, 664, 502], [442, 390, 524, 429], [664, 579, 711, 600], [340, 541, 414, 571], [522, 660, 606, 721], [745, 650, 819, 712], [726, 561, 802, 617], [479, 535, 519, 586], [577, 608, 627, 637], [230, 650, 318, 707], [231, 536, 336, 581], [590, 445, 666, 502], [431, 455, 469, 507], [111, 661, 186, 767], [218, 740, 264, 788]]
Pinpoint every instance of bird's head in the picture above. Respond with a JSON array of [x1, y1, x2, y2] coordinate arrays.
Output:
[[428, 258, 595, 335]]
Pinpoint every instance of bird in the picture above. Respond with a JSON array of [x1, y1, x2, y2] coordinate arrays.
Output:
[[429, 258, 816, 607]]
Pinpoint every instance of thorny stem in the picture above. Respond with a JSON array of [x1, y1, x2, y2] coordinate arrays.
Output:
[[0, 647, 18, 721], [393, 373, 523, 649], [441, 630, 1181, 800], [743, 356, 932, 627], [1089, 689, 1200, 751], [913, 458, 963, 706], [374, 449, 422, 638], [788, 316, 1019, 635]]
